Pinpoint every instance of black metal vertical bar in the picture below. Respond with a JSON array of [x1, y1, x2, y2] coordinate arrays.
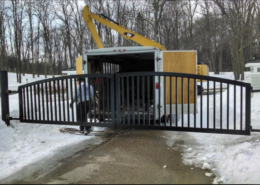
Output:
[[164, 76, 166, 126], [132, 76, 135, 124], [19, 88, 23, 122], [34, 85, 37, 121], [245, 86, 251, 135], [88, 77, 92, 124], [153, 76, 156, 125], [116, 75, 121, 127], [93, 77, 96, 124], [194, 78, 196, 128], [182, 77, 184, 127], [170, 77, 172, 127], [79, 78, 83, 122], [227, 84, 229, 129], [127, 76, 130, 124], [45, 82, 49, 121], [41, 83, 45, 121], [30, 85, 33, 120], [147, 76, 150, 125], [121, 77, 125, 124], [62, 80, 65, 121], [58, 80, 61, 121], [26, 86, 30, 119], [83, 78, 87, 123], [98, 76, 101, 123], [240, 86, 243, 130], [142, 76, 145, 124], [66, 79, 70, 122], [70, 78, 74, 122], [23, 88, 26, 120], [49, 81, 53, 121], [37, 84, 41, 120], [220, 82, 223, 129], [102, 77, 105, 123], [159, 76, 161, 125], [234, 85, 236, 130], [110, 75, 115, 127], [106, 77, 110, 124], [188, 78, 190, 127], [53, 80, 57, 121], [26, 86, 29, 120], [137, 76, 140, 124], [200, 79, 203, 128], [175, 77, 178, 127], [207, 80, 209, 128], [213, 81, 216, 129]]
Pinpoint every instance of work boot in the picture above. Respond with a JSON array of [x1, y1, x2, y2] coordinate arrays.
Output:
[[87, 127, 93, 132]]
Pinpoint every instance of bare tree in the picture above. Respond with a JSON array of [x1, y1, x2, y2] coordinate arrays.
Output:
[[213, 0, 257, 80], [55, 0, 74, 68], [0, 0, 7, 70], [34, 0, 55, 77], [11, 0, 25, 83]]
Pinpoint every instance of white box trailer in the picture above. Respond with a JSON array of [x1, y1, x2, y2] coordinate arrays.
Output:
[[77, 46, 197, 121]]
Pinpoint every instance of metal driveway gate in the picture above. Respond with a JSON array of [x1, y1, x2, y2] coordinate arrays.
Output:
[[0, 70, 257, 135]]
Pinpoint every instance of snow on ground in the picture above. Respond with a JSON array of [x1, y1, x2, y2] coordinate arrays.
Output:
[[0, 73, 101, 180], [165, 71, 260, 184]]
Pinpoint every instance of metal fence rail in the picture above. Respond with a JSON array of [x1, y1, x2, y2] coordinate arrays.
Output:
[[115, 72, 251, 135], [18, 74, 115, 128]]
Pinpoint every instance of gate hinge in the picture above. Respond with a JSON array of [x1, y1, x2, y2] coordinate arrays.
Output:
[[7, 90, 18, 95], [9, 117, 20, 121], [156, 57, 161, 62]]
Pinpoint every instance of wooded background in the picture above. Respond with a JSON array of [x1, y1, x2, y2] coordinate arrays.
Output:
[[0, 0, 259, 82]]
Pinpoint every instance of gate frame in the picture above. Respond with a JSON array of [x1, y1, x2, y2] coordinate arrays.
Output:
[[1, 70, 259, 135]]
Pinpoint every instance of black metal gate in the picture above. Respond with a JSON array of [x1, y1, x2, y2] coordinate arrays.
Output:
[[0, 70, 255, 135]]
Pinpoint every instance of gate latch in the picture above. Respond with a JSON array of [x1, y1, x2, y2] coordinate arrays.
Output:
[[156, 57, 161, 62]]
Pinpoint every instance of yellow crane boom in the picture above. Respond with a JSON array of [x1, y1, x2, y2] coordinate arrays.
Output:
[[82, 5, 166, 50]]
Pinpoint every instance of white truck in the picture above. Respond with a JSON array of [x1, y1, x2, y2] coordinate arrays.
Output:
[[77, 46, 197, 122]]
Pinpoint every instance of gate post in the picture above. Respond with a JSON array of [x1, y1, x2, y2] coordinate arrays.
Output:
[[0, 71, 10, 126], [245, 85, 251, 135]]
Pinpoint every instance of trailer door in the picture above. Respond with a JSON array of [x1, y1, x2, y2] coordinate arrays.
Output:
[[162, 51, 197, 116]]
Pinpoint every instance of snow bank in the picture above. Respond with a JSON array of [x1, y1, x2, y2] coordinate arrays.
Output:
[[165, 72, 260, 184], [0, 73, 95, 180]]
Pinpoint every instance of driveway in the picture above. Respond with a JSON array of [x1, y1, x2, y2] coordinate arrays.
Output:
[[2, 129, 214, 184]]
